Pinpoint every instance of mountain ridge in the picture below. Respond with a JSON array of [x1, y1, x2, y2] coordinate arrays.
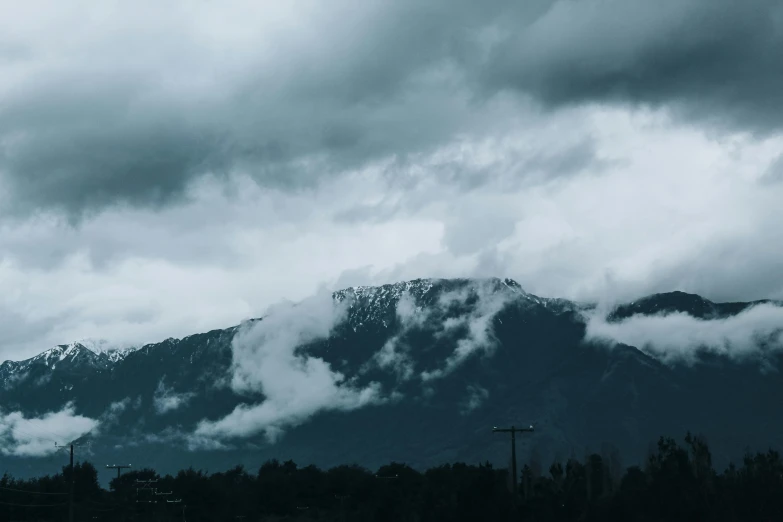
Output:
[[1, 277, 781, 484], [10, 277, 761, 368]]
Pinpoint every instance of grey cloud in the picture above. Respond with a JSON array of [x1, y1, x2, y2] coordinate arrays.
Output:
[[195, 280, 519, 446], [0, 0, 527, 219], [0, 303, 74, 362], [358, 281, 521, 381], [2, 76, 226, 218], [522, 139, 621, 182], [421, 282, 515, 380], [0, 402, 99, 457], [0, 0, 707, 220], [193, 291, 384, 444], [3, 0, 783, 361], [331, 266, 378, 291], [760, 154, 783, 185], [461, 384, 489, 415], [333, 128, 612, 228], [442, 210, 517, 257], [371, 339, 415, 381], [194, 281, 517, 443], [107, 398, 130, 416], [484, 0, 783, 133], [363, 292, 426, 380], [93, 398, 132, 435], [153, 380, 196, 415], [641, 227, 783, 303], [584, 303, 783, 365], [0, 40, 31, 62]]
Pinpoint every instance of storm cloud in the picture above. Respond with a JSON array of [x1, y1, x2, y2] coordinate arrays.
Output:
[[3, 0, 782, 219], [2, 1, 783, 360], [0, 0, 519, 218], [484, 0, 783, 132]]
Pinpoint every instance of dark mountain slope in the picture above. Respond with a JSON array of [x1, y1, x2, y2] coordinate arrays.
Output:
[[0, 278, 781, 483]]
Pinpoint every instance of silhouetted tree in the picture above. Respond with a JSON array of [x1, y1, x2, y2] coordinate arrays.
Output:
[[6, 433, 783, 522]]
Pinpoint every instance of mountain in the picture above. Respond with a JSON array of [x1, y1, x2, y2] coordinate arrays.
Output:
[[1, 278, 782, 484]]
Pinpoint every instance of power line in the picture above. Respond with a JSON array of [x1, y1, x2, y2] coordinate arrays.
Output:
[[80, 504, 117, 513], [86, 499, 119, 506], [0, 486, 67, 496], [0, 501, 67, 507], [55, 441, 80, 522]]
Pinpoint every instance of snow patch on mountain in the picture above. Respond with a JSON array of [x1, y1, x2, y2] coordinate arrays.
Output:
[[2, 340, 139, 372], [355, 278, 542, 382]]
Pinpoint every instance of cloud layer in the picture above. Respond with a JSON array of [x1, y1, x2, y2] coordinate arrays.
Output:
[[484, 0, 783, 133], [193, 291, 383, 444], [0, 402, 99, 457], [3, 0, 783, 218], [2, 1, 783, 360], [153, 380, 196, 415], [585, 303, 783, 365], [422, 283, 517, 380]]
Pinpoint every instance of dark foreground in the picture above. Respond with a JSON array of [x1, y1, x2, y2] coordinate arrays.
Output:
[[1, 433, 782, 522]]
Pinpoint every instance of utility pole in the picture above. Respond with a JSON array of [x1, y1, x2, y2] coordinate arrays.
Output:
[[106, 464, 132, 481], [492, 425, 534, 496], [55, 442, 79, 522], [106, 463, 131, 521], [69, 444, 74, 522]]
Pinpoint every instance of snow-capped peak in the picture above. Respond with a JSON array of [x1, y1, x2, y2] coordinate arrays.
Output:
[[71, 339, 140, 362], [31, 343, 86, 366], [73, 338, 115, 355], [7, 339, 140, 370]]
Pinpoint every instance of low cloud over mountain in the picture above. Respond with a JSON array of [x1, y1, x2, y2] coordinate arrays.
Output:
[[194, 291, 384, 444], [0, 278, 782, 480], [0, 402, 98, 457], [585, 298, 783, 365]]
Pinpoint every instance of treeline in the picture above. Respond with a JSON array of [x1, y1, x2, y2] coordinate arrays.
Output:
[[2, 433, 783, 521]]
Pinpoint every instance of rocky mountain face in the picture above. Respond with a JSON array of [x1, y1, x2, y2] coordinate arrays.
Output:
[[1, 278, 782, 483]]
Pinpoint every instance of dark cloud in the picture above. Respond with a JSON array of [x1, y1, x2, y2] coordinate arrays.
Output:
[[483, 0, 783, 133], [1, 0, 781, 219], [0, 0, 530, 219]]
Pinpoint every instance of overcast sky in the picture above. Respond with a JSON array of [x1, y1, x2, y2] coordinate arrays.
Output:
[[2, 0, 783, 361]]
